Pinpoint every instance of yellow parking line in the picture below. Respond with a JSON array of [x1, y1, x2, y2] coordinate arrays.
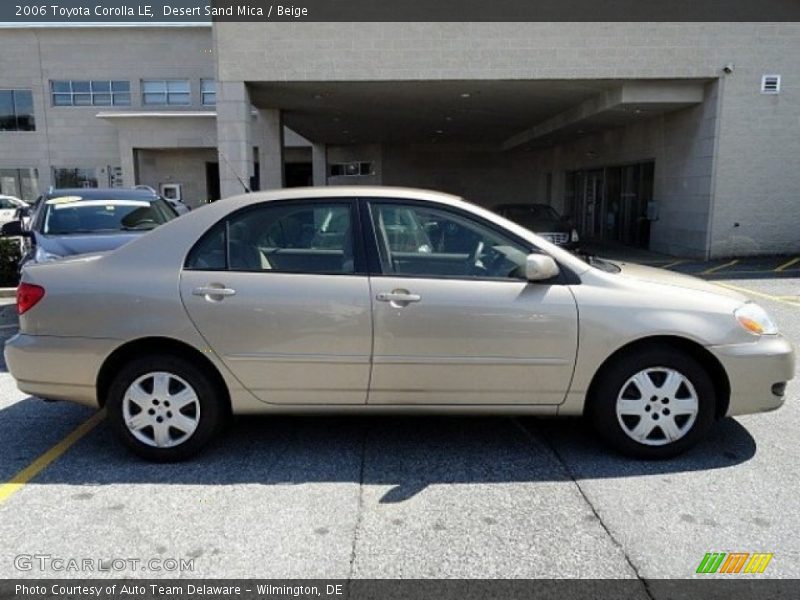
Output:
[[775, 257, 800, 272], [0, 410, 104, 505], [662, 260, 687, 269], [701, 259, 739, 275], [715, 282, 800, 308]]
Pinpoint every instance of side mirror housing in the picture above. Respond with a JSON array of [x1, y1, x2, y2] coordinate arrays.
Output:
[[0, 220, 27, 237], [525, 254, 560, 282]]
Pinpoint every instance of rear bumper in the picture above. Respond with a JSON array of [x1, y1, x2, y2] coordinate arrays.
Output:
[[709, 335, 795, 417], [4, 333, 116, 408]]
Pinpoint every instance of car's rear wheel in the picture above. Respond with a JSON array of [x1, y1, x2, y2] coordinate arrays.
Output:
[[107, 355, 225, 461], [589, 348, 716, 459]]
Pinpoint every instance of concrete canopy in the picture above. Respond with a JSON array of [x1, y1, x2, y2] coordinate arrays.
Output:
[[247, 79, 707, 148]]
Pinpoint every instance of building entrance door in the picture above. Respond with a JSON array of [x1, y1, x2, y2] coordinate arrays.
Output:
[[567, 162, 653, 248], [570, 169, 604, 239]]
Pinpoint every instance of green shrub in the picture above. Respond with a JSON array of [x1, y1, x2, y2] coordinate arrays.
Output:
[[0, 238, 21, 287]]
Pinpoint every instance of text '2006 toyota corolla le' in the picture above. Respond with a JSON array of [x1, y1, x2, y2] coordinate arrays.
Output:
[[4, 187, 795, 461]]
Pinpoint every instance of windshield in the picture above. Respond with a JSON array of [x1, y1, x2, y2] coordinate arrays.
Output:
[[41, 198, 175, 235], [503, 205, 561, 229]]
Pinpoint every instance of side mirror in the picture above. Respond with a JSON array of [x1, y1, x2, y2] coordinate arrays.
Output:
[[525, 254, 560, 282], [0, 220, 27, 237]]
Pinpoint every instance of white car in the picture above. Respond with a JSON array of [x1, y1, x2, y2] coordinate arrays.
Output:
[[0, 195, 29, 226]]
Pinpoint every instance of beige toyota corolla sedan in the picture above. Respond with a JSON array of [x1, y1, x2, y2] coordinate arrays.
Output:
[[4, 187, 794, 461]]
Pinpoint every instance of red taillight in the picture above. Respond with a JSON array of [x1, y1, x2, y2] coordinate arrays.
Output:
[[17, 283, 45, 315]]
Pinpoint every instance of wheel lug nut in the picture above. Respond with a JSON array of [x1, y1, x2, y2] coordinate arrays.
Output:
[[164, 401, 170, 407], [653, 413, 659, 420], [156, 416, 163, 423], [148, 409, 155, 415], [153, 399, 159, 406], [662, 398, 669, 404], [167, 411, 172, 418]]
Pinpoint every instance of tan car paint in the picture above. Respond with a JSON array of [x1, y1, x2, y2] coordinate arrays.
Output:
[[5, 186, 795, 419]]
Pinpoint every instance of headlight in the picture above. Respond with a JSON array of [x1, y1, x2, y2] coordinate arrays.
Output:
[[33, 246, 62, 263], [570, 228, 579, 243], [734, 303, 778, 335]]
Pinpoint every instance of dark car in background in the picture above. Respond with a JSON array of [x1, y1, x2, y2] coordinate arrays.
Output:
[[1, 188, 177, 270], [494, 203, 579, 251]]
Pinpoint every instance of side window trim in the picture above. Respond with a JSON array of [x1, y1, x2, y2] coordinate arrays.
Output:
[[361, 198, 534, 283], [360, 197, 576, 285], [183, 198, 367, 276]]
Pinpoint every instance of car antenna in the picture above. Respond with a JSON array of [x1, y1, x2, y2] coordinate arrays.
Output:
[[216, 146, 251, 194]]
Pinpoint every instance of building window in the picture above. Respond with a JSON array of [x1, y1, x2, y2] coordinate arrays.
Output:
[[329, 162, 373, 177], [50, 80, 131, 107], [0, 168, 39, 200], [201, 79, 216, 106], [53, 167, 99, 188], [142, 80, 191, 106], [0, 90, 35, 131]]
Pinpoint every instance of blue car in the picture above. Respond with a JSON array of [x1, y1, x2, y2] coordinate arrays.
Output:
[[1, 188, 178, 270]]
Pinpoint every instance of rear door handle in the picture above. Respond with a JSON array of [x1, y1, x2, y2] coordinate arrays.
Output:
[[376, 290, 421, 305], [193, 285, 236, 299]]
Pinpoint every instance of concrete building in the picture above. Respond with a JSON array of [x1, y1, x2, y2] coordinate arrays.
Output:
[[1, 22, 798, 257]]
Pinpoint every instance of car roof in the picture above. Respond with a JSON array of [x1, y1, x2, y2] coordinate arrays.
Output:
[[222, 186, 464, 206], [44, 188, 159, 201], [495, 203, 553, 210]]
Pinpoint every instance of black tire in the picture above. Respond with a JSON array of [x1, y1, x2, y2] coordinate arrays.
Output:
[[588, 347, 716, 459], [106, 354, 226, 461]]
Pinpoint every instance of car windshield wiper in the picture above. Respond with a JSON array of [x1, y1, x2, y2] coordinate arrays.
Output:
[[45, 228, 118, 235], [120, 224, 158, 231]]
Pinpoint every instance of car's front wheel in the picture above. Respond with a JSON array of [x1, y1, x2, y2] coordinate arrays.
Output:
[[589, 347, 716, 459], [107, 355, 225, 461]]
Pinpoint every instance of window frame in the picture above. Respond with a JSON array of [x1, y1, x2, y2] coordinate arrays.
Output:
[[200, 79, 216, 106], [141, 79, 192, 106], [50, 80, 130, 107], [0, 89, 36, 131], [183, 198, 368, 276], [361, 198, 574, 285]]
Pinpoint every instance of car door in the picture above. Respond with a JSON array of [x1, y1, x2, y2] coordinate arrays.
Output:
[[179, 199, 372, 405], [365, 199, 578, 405], [0, 198, 17, 224]]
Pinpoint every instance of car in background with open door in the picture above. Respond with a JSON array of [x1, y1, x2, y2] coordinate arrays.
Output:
[[0, 195, 29, 227]]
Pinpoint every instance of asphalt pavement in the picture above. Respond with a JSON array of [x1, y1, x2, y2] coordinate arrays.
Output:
[[0, 271, 797, 580]]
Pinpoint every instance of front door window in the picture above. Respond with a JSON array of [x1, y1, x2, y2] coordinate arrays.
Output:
[[370, 203, 529, 280]]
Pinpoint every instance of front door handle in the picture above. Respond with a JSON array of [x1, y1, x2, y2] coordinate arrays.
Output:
[[193, 285, 236, 301], [376, 290, 421, 306]]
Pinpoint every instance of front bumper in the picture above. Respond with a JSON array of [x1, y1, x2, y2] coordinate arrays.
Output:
[[709, 335, 795, 417], [4, 333, 117, 407]]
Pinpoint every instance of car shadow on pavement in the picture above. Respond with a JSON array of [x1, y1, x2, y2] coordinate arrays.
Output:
[[0, 396, 758, 503]]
